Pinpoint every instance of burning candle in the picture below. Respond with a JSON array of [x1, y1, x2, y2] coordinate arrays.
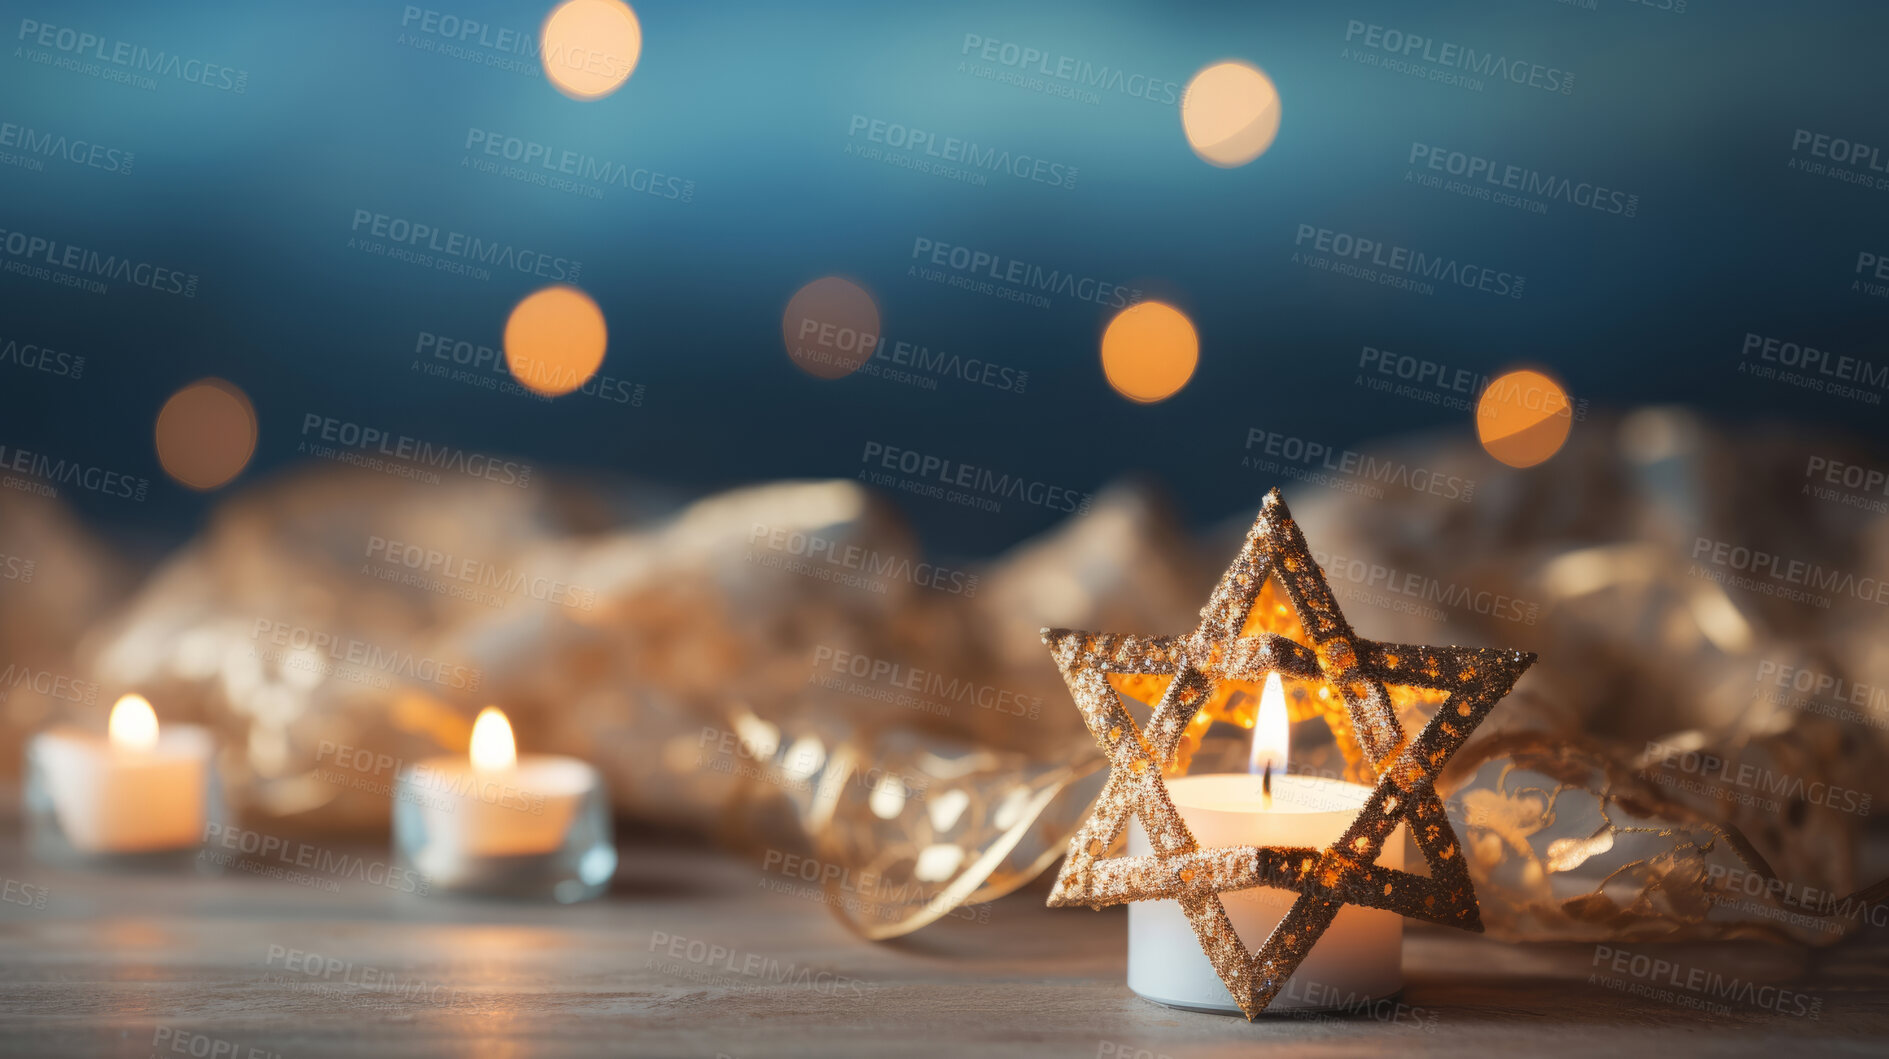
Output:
[[26, 694, 216, 857], [1126, 674, 1404, 1013], [393, 706, 616, 901]]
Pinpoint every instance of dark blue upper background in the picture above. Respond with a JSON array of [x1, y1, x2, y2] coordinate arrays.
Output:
[[3, 0, 1885, 557]]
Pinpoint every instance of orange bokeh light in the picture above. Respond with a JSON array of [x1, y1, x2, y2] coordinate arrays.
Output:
[[1101, 301, 1199, 403], [154, 378, 258, 491], [504, 286, 609, 397], [540, 0, 642, 100], [1181, 61, 1282, 168], [782, 277, 881, 380], [1476, 368, 1574, 468]]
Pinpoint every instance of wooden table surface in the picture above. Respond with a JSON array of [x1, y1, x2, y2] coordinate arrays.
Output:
[[0, 831, 1883, 1058]]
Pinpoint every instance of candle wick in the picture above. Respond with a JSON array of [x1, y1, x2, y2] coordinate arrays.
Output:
[[1262, 760, 1272, 807]]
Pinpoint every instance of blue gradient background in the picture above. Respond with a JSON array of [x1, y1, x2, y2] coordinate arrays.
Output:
[[3, 0, 1886, 557]]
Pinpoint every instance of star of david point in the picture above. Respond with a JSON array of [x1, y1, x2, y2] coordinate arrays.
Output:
[[1040, 488, 1535, 1018]]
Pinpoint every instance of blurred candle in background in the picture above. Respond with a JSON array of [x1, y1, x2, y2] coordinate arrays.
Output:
[[27, 694, 216, 857], [393, 706, 616, 902]]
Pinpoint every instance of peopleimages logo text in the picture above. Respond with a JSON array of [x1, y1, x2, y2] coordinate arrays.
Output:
[[16, 18, 249, 92], [416, 331, 640, 405], [1294, 224, 1524, 299], [960, 34, 1180, 105], [1791, 129, 1889, 174], [1343, 20, 1573, 95], [0, 443, 148, 500], [848, 115, 1076, 190], [1692, 536, 1889, 607], [910, 237, 1140, 309], [810, 646, 1043, 719], [1740, 332, 1888, 388], [0, 226, 197, 296], [1358, 345, 1590, 419], [1591, 945, 1821, 1019], [1408, 143, 1637, 216], [251, 620, 481, 692], [299, 414, 532, 488], [860, 441, 1092, 514], [1243, 428, 1475, 502], [0, 664, 98, 705], [0, 118, 133, 174], [464, 128, 693, 202], [0, 335, 83, 379], [398, 6, 634, 83], [349, 210, 580, 282]]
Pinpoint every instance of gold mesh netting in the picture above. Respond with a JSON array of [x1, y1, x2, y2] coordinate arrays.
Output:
[[4, 410, 1884, 945]]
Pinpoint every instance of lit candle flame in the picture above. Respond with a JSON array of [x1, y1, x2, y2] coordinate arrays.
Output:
[[108, 693, 160, 752], [469, 706, 518, 772], [1248, 673, 1289, 803]]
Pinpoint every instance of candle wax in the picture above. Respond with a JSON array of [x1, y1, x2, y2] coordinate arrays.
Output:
[[1126, 773, 1404, 1014], [403, 754, 594, 862], [31, 725, 213, 854]]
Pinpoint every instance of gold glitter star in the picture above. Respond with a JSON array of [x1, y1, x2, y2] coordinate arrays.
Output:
[[1042, 489, 1535, 1018]]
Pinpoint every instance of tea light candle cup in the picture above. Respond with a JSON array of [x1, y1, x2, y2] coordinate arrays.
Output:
[[1126, 773, 1404, 1013], [392, 707, 616, 902], [25, 694, 222, 865], [1125, 673, 1403, 1014]]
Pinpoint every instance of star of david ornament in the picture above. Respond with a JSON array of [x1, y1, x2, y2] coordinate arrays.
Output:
[[1042, 489, 1535, 1018]]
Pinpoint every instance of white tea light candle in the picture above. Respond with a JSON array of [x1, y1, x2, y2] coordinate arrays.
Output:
[[1125, 675, 1403, 1013], [393, 706, 616, 901], [27, 694, 216, 856]]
